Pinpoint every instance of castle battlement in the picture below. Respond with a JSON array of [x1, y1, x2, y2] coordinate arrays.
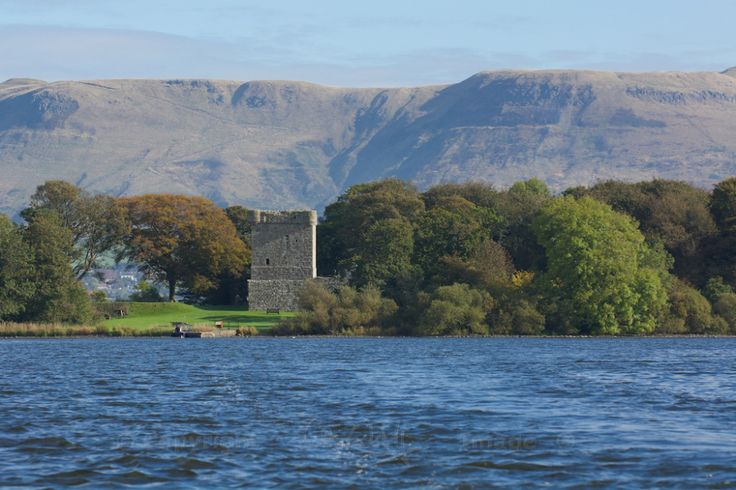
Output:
[[247, 210, 317, 226]]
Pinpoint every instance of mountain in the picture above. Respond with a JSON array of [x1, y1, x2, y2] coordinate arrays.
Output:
[[1, 69, 736, 216]]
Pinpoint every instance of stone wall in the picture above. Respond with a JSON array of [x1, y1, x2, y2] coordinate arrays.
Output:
[[247, 209, 317, 311], [247, 279, 307, 311], [248, 277, 347, 311]]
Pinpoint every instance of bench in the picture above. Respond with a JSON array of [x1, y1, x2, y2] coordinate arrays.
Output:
[[266, 308, 280, 314]]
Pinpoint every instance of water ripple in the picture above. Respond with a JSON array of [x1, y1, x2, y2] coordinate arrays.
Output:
[[1, 337, 736, 488]]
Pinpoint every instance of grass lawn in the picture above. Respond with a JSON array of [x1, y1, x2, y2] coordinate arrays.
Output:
[[102, 302, 294, 332]]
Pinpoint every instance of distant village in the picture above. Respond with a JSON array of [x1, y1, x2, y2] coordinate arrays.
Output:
[[80, 264, 154, 301]]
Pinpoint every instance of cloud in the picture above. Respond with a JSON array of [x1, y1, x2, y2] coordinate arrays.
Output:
[[0, 24, 732, 88]]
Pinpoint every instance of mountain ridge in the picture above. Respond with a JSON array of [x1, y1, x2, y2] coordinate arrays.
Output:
[[1, 69, 736, 216]]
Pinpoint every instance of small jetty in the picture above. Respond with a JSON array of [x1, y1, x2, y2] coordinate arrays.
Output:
[[171, 322, 235, 338]]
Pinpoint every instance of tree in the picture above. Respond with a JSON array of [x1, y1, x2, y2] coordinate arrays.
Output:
[[354, 218, 414, 287], [422, 182, 499, 210], [664, 279, 723, 334], [22, 210, 92, 323], [119, 195, 248, 301], [318, 179, 425, 278], [533, 196, 668, 335], [710, 177, 736, 231], [576, 179, 716, 284], [129, 280, 163, 302], [224, 205, 252, 243], [703, 276, 734, 303], [439, 239, 514, 291], [0, 214, 35, 320], [416, 283, 494, 336], [203, 205, 253, 305], [494, 178, 552, 271], [414, 195, 495, 280], [23, 180, 129, 278], [713, 293, 736, 334]]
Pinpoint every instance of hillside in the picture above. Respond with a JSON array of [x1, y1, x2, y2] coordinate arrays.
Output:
[[1, 69, 736, 215]]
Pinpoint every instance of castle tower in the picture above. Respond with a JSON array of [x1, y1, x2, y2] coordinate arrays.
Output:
[[247, 209, 317, 311]]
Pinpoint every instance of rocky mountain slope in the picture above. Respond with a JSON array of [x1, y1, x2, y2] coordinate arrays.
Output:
[[1, 69, 736, 216]]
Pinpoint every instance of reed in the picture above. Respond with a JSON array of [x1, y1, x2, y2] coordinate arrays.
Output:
[[0, 322, 171, 337]]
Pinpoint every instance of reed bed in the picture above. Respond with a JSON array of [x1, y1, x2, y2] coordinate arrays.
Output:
[[0, 322, 172, 337]]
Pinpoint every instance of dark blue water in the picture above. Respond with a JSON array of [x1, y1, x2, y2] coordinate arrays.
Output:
[[1, 338, 735, 488]]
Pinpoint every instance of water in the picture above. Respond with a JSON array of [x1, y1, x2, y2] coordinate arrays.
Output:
[[1, 338, 735, 488]]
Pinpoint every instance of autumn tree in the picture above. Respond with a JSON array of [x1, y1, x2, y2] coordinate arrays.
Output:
[[119, 194, 247, 301], [22, 180, 129, 278], [203, 205, 253, 305]]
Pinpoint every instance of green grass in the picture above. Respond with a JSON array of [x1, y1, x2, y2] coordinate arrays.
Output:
[[102, 302, 293, 332]]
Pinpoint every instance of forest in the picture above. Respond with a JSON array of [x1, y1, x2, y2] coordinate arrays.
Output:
[[1, 177, 736, 336]]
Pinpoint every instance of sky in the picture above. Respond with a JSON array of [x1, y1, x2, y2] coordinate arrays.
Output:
[[1, 0, 735, 87]]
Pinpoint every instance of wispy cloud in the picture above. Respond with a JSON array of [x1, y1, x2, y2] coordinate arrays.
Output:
[[0, 24, 732, 87]]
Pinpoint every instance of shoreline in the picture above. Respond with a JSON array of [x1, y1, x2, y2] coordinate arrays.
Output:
[[2, 333, 736, 339]]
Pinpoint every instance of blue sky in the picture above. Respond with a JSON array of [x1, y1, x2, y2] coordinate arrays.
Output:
[[1, 0, 734, 86]]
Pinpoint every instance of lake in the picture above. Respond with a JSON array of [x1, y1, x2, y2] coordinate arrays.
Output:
[[1, 338, 735, 488]]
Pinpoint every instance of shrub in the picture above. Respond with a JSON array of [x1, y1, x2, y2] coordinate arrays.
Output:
[[664, 279, 720, 334], [279, 281, 397, 335], [416, 283, 493, 336], [713, 293, 736, 334], [235, 326, 259, 336]]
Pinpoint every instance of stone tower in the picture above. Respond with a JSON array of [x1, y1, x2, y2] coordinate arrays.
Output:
[[247, 210, 317, 311]]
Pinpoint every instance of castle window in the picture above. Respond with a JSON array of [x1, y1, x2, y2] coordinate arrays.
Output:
[[266, 258, 270, 265]]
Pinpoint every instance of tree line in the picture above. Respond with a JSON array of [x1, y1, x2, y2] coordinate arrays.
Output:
[[0, 181, 251, 324], [285, 177, 736, 336], [1, 177, 736, 335]]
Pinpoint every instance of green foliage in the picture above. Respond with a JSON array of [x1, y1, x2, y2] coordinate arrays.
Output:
[[422, 182, 499, 210], [489, 298, 546, 335], [90, 290, 107, 303], [663, 279, 721, 334], [713, 293, 736, 334], [23, 180, 129, 279], [509, 178, 552, 197], [710, 177, 736, 231], [224, 205, 253, 243], [8, 175, 736, 335], [281, 281, 397, 335], [576, 179, 716, 284], [317, 179, 424, 277], [439, 240, 514, 291], [354, 218, 414, 287], [416, 283, 494, 336], [0, 215, 35, 320], [703, 276, 734, 303], [493, 179, 552, 271], [129, 280, 163, 302], [533, 196, 667, 335], [414, 195, 496, 278], [22, 210, 93, 323]]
